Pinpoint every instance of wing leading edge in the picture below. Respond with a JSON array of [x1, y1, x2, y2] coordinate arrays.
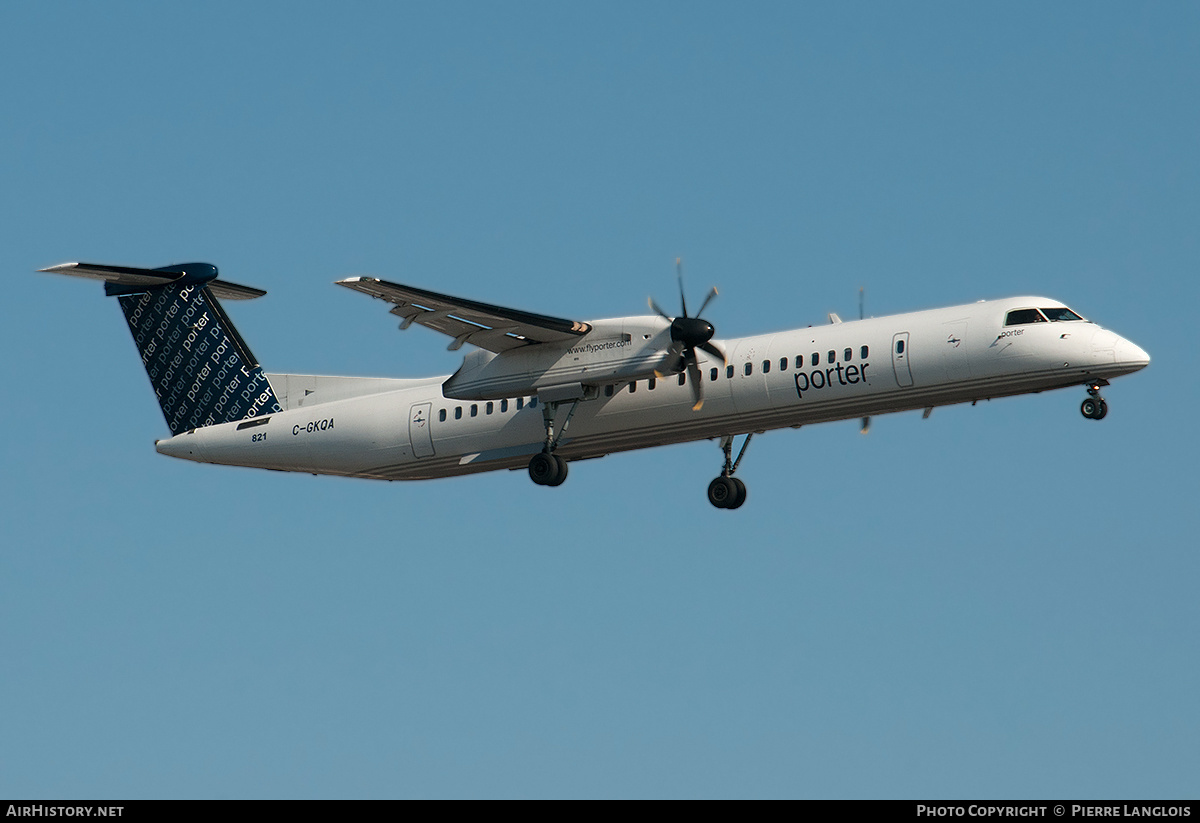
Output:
[[337, 276, 592, 353]]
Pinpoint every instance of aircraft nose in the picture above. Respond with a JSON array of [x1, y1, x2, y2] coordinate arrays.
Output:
[[1115, 336, 1150, 371]]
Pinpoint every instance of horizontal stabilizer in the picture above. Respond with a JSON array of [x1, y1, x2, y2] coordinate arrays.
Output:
[[39, 262, 265, 299]]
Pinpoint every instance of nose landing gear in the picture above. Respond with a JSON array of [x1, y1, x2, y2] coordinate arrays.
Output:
[[1081, 381, 1109, 420], [708, 434, 753, 509]]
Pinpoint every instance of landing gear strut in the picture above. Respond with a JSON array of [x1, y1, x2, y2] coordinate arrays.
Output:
[[528, 398, 578, 486], [708, 434, 752, 509], [1081, 380, 1109, 420]]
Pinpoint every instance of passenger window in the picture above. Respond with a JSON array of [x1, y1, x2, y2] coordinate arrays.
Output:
[[811, 353, 819, 367], [501, 399, 509, 412], [454, 407, 462, 420], [744, 362, 753, 376], [604, 385, 613, 397], [727, 365, 734, 378], [516, 398, 524, 410], [648, 377, 656, 390], [629, 382, 636, 394], [486, 402, 493, 414], [896, 340, 905, 354], [844, 348, 852, 362], [470, 404, 478, 417], [762, 360, 770, 374], [438, 409, 446, 422], [1004, 308, 1048, 326], [861, 345, 869, 359], [530, 397, 537, 408], [710, 368, 718, 382], [780, 357, 787, 372], [795, 355, 803, 369], [678, 373, 686, 386], [827, 350, 835, 364]]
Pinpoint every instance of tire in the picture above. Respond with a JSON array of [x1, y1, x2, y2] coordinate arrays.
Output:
[[707, 476, 735, 508], [1081, 398, 1098, 419], [728, 478, 747, 510], [1095, 399, 1108, 420], [547, 454, 569, 486], [528, 451, 557, 485]]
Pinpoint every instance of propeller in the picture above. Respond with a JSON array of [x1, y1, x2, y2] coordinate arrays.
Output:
[[649, 259, 726, 411]]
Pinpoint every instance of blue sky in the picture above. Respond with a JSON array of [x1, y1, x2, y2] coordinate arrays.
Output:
[[2, 1, 1197, 799]]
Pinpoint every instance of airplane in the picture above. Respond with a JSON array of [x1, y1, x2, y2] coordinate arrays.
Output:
[[40, 260, 1150, 509]]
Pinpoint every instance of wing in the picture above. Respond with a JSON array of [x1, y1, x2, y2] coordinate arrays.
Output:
[[337, 276, 592, 353]]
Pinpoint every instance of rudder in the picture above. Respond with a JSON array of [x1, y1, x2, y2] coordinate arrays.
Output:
[[43, 261, 283, 434]]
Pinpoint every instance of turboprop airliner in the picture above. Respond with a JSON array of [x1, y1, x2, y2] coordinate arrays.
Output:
[[41, 260, 1150, 509]]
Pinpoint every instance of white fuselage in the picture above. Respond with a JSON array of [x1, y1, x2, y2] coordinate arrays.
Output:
[[154, 296, 1150, 480]]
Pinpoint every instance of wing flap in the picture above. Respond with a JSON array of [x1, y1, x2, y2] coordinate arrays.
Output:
[[337, 276, 591, 353]]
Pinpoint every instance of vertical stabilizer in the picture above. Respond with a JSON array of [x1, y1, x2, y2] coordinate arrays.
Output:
[[42, 261, 283, 434]]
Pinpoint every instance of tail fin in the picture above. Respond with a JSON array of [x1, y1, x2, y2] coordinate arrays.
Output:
[[42, 261, 283, 434]]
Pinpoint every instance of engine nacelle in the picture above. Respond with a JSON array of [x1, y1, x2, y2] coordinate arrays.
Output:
[[442, 317, 676, 400]]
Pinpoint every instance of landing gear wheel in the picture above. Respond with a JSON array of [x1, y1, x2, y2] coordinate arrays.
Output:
[[547, 454, 568, 486], [728, 477, 747, 509], [1081, 397, 1108, 420], [529, 452, 569, 486], [708, 476, 737, 508], [529, 451, 560, 485]]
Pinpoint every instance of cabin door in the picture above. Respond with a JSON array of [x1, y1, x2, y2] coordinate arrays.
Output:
[[409, 402, 435, 458], [892, 332, 914, 388]]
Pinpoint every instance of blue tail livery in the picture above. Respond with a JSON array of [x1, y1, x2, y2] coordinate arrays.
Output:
[[42, 262, 282, 434]]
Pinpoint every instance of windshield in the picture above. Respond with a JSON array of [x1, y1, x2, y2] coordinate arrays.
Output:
[[1004, 309, 1047, 326], [1041, 307, 1084, 322]]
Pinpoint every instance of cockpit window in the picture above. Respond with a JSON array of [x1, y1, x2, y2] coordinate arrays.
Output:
[[1041, 307, 1084, 322], [1004, 308, 1048, 326]]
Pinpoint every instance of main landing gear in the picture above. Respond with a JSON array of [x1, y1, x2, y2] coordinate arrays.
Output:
[[528, 398, 578, 487], [528, 450, 568, 486], [708, 434, 753, 510], [1080, 380, 1109, 420]]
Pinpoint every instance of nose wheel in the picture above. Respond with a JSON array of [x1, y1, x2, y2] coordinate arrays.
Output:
[[1081, 381, 1109, 420], [708, 434, 753, 509]]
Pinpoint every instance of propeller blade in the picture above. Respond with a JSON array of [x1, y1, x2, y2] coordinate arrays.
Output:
[[695, 286, 718, 318], [685, 350, 704, 411], [655, 342, 686, 377], [698, 340, 726, 364], [648, 296, 672, 321], [676, 257, 688, 317]]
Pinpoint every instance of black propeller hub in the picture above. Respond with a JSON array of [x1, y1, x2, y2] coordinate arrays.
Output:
[[671, 316, 715, 347]]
